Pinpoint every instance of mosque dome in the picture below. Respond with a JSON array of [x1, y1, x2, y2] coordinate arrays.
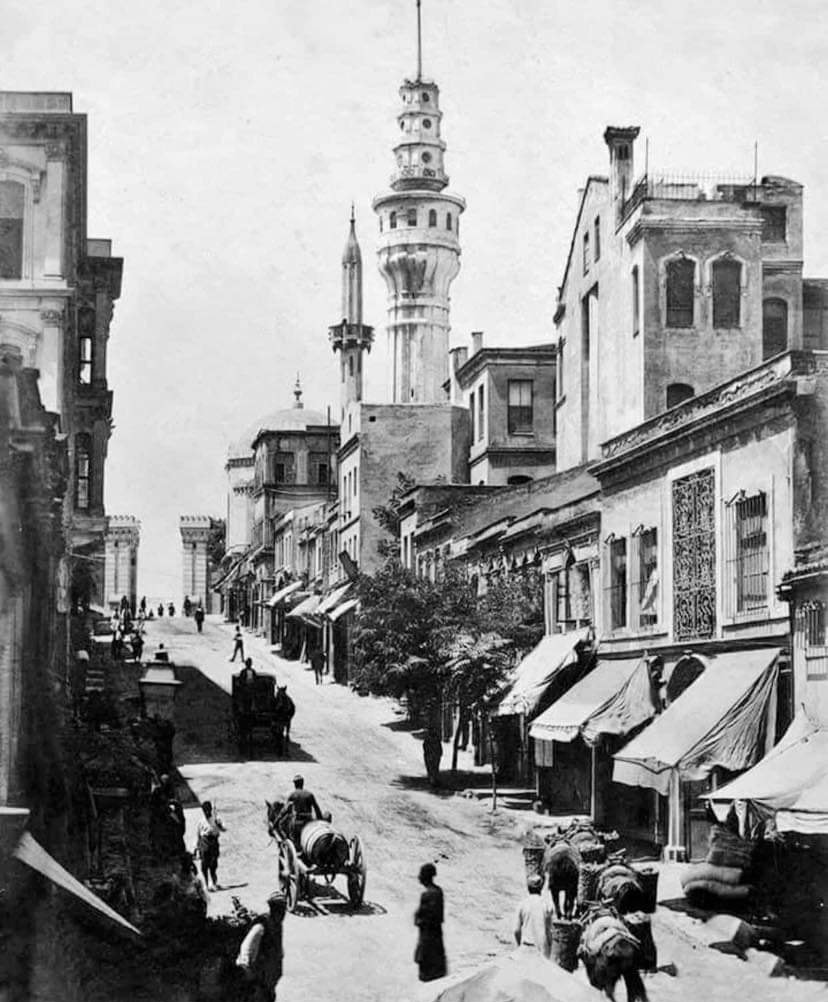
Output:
[[226, 380, 336, 462]]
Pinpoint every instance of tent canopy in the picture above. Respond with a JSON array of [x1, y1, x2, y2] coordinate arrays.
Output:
[[316, 584, 351, 616], [613, 648, 780, 795], [707, 713, 828, 835], [287, 593, 322, 620], [496, 629, 588, 718], [329, 597, 359, 622], [530, 656, 653, 745], [267, 580, 303, 607]]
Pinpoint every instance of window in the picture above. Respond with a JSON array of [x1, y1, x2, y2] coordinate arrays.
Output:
[[507, 380, 533, 434], [446, 212, 452, 231], [712, 258, 741, 327], [631, 266, 640, 335], [390, 211, 397, 229], [666, 383, 694, 408], [761, 206, 787, 243], [763, 298, 788, 359], [665, 258, 694, 327], [79, 337, 93, 384], [0, 180, 24, 279], [798, 602, 826, 649], [635, 528, 658, 628], [407, 209, 417, 227], [310, 452, 329, 486], [582, 231, 590, 274], [607, 537, 627, 630], [594, 217, 601, 262], [469, 393, 475, 441], [477, 385, 484, 441], [75, 437, 91, 510], [507, 475, 532, 485], [428, 209, 437, 227], [554, 561, 592, 631], [672, 468, 716, 640], [726, 491, 769, 613], [557, 339, 565, 396], [272, 452, 295, 484]]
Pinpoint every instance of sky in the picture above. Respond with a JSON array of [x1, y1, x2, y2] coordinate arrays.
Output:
[[6, 0, 828, 600]]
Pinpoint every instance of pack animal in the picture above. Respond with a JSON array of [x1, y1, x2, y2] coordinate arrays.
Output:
[[272, 686, 296, 756], [579, 906, 648, 1002], [542, 840, 580, 920]]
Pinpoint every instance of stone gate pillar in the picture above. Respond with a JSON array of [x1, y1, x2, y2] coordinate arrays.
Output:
[[179, 516, 211, 610]]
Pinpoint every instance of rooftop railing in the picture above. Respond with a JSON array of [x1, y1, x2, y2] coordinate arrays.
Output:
[[621, 171, 758, 223]]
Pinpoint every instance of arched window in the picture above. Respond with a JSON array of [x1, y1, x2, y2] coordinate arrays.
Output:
[[389, 211, 397, 229], [428, 209, 437, 227], [407, 209, 417, 227], [507, 475, 533, 486], [763, 298, 788, 359], [0, 180, 24, 279], [666, 383, 695, 408], [75, 436, 91, 510], [446, 212, 453, 231], [665, 258, 695, 327], [712, 258, 742, 327]]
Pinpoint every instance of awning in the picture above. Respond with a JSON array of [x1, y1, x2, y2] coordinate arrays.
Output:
[[14, 831, 141, 936], [267, 580, 303, 608], [707, 712, 828, 834], [316, 584, 351, 616], [530, 656, 654, 745], [613, 648, 780, 795], [329, 597, 359, 622], [287, 593, 323, 621], [496, 629, 589, 718]]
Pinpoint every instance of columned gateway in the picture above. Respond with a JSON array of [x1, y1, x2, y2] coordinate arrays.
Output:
[[179, 515, 211, 609], [372, 5, 465, 404], [104, 516, 140, 611]]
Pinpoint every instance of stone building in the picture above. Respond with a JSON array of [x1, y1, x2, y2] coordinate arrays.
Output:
[[103, 516, 140, 612], [179, 515, 212, 610]]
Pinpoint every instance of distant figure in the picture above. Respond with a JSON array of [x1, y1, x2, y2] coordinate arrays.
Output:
[[140, 596, 147, 614], [234, 891, 286, 1001], [168, 602, 176, 617], [131, 632, 144, 662], [310, 646, 326, 685], [150, 774, 185, 860], [239, 657, 256, 683], [158, 603, 164, 618], [195, 800, 226, 892], [514, 874, 551, 957], [111, 627, 123, 661], [414, 862, 447, 982], [229, 626, 245, 663], [194, 606, 205, 633], [183, 596, 192, 618]]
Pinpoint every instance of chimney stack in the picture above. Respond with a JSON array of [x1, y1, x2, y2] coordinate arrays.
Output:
[[603, 126, 641, 216], [471, 331, 484, 355]]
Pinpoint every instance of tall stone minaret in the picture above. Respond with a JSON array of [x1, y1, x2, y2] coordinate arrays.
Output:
[[329, 206, 374, 416], [372, 0, 465, 404]]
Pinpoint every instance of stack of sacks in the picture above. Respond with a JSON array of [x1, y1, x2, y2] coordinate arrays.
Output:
[[680, 826, 754, 904]]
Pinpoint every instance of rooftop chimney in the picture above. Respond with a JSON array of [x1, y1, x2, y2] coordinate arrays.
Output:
[[471, 331, 484, 355], [603, 126, 641, 215]]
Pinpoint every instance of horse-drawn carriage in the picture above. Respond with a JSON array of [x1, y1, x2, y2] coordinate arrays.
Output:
[[266, 800, 366, 913], [230, 669, 294, 757]]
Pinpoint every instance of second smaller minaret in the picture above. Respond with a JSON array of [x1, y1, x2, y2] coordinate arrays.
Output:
[[329, 207, 375, 416]]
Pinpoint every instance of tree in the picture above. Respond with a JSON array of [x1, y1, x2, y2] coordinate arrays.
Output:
[[371, 472, 416, 559], [476, 567, 545, 657], [207, 518, 226, 567]]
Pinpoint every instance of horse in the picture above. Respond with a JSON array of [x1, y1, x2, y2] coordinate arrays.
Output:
[[543, 840, 580, 920], [578, 905, 648, 1002], [272, 686, 295, 756]]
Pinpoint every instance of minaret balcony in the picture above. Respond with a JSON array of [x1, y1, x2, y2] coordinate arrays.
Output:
[[328, 322, 375, 351], [391, 164, 448, 190]]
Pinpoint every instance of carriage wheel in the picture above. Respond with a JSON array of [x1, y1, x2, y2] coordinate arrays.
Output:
[[347, 835, 366, 908], [278, 839, 300, 912]]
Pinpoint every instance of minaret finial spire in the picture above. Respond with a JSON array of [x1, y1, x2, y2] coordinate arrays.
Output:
[[416, 0, 422, 81], [350, 201, 355, 225], [293, 373, 303, 408]]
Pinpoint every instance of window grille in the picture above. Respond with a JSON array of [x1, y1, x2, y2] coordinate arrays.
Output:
[[724, 491, 769, 615], [0, 180, 24, 279], [672, 468, 716, 640], [636, 528, 658, 628], [507, 380, 533, 434], [666, 258, 694, 327], [606, 537, 627, 630], [798, 601, 828, 677], [712, 259, 741, 327]]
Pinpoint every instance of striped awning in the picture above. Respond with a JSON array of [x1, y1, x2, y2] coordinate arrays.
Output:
[[316, 584, 352, 616], [267, 580, 303, 608], [329, 598, 359, 622]]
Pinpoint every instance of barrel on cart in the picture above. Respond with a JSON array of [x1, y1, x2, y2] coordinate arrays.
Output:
[[276, 818, 366, 913]]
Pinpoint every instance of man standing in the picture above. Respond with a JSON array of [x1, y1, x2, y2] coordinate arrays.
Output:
[[414, 862, 447, 982], [513, 874, 551, 957], [194, 605, 205, 633], [280, 775, 322, 849], [195, 800, 226, 892], [309, 646, 325, 685], [230, 625, 245, 662], [235, 891, 286, 1001]]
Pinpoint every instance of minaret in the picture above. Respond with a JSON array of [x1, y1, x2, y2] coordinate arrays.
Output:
[[328, 207, 374, 415], [373, 0, 465, 404]]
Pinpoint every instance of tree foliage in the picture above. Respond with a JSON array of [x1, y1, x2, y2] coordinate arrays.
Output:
[[477, 566, 545, 657], [207, 518, 226, 567], [371, 472, 416, 559]]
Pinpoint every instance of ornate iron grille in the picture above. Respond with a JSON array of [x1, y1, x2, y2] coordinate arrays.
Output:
[[672, 468, 716, 640]]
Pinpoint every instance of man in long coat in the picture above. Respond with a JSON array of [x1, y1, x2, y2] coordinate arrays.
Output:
[[414, 862, 447, 982]]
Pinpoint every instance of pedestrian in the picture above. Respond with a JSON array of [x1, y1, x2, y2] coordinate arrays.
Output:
[[158, 603, 164, 618], [234, 890, 286, 1001], [140, 595, 147, 615], [150, 774, 186, 860], [195, 800, 226, 892], [194, 605, 205, 633], [229, 625, 245, 663], [414, 862, 447, 982], [131, 631, 144, 662], [309, 646, 325, 685], [513, 873, 551, 957], [183, 596, 192, 618], [168, 602, 176, 617]]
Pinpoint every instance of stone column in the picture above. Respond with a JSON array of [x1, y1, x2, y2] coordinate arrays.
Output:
[[104, 517, 141, 610], [37, 309, 64, 415], [179, 516, 211, 607]]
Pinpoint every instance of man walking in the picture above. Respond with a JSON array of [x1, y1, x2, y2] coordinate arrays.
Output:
[[309, 646, 325, 685], [229, 625, 245, 662], [195, 800, 226, 892], [513, 873, 551, 957], [234, 891, 286, 1001], [194, 605, 205, 633]]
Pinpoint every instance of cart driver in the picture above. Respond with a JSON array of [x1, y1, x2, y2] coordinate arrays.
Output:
[[280, 774, 323, 850]]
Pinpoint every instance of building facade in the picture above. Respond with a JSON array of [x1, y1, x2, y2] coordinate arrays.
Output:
[[103, 516, 140, 612]]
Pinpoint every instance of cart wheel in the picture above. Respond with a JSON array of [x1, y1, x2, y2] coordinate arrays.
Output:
[[278, 839, 300, 912], [347, 835, 366, 908]]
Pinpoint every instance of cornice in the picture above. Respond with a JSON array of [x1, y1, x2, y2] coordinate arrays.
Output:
[[626, 214, 759, 247]]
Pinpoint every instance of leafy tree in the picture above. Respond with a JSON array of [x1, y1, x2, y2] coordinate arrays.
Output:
[[477, 566, 545, 657], [207, 518, 226, 567], [371, 472, 416, 559]]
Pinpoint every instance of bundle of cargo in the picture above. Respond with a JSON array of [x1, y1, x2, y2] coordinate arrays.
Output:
[[680, 825, 755, 905], [706, 824, 755, 869], [596, 863, 646, 915]]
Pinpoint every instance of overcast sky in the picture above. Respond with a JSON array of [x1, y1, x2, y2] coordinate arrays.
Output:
[[6, 0, 827, 600]]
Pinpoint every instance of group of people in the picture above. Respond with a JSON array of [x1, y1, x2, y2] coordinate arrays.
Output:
[[109, 600, 145, 662]]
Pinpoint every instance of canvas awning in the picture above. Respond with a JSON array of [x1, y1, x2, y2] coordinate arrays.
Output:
[[286, 593, 322, 621], [530, 656, 654, 745], [329, 597, 359, 622], [316, 584, 351, 616], [496, 629, 589, 718], [613, 648, 780, 796], [267, 580, 303, 608], [706, 713, 828, 834]]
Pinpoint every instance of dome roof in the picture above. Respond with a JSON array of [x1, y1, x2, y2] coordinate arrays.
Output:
[[226, 406, 334, 461]]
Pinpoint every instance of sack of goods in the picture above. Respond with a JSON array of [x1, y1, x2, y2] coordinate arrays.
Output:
[[680, 861, 752, 903]]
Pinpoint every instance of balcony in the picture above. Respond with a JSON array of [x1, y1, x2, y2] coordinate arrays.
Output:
[[621, 172, 757, 225]]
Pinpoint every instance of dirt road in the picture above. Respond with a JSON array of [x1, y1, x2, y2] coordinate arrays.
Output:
[[148, 616, 824, 1002]]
